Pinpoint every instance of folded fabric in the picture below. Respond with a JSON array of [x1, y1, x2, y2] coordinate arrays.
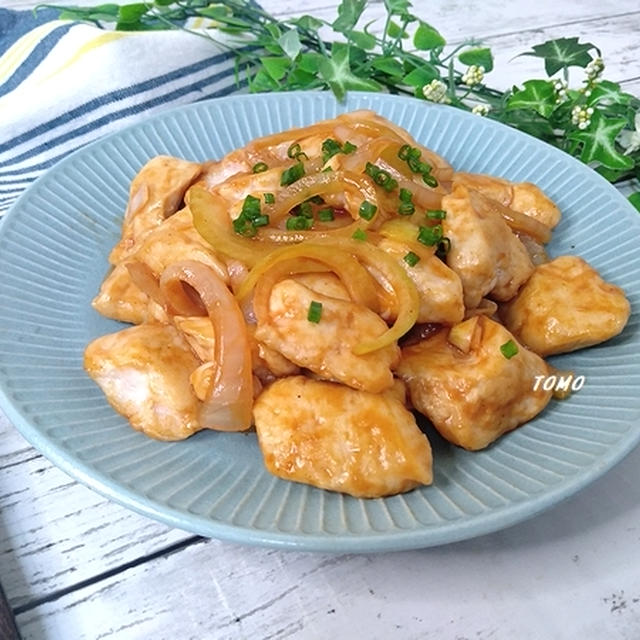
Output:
[[0, 8, 243, 218]]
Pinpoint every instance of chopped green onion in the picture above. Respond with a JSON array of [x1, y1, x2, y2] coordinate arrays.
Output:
[[398, 202, 415, 215], [281, 162, 305, 186], [307, 195, 325, 205], [399, 188, 413, 203], [307, 300, 323, 323], [427, 209, 446, 220], [233, 217, 257, 237], [322, 166, 333, 173], [500, 339, 519, 359], [287, 142, 302, 159], [264, 192, 275, 204], [417, 224, 443, 246], [321, 138, 342, 162], [423, 173, 439, 188], [358, 200, 377, 220], [408, 147, 421, 160], [317, 208, 335, 222], [342, 141, 357, 154], [253, 214, 270, 227], [352, 228, 367, 241], [364, 162, 378, 178], [403, 251, 420, 267], [398, 144, 411, 160], [436, 237, 451, 258], [298, 201, 313, 218], [252, 162, 268, 173], [286, 216, 313, 230], [241, 194, 261, 219]]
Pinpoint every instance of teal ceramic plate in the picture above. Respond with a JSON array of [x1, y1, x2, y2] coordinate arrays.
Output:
[[0, 92, 639, 552]]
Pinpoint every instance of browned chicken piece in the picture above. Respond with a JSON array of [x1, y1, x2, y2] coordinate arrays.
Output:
[[454, 172, 561, 229], [196, 151, 251, 191], [92, 263, 167, 325], [500, 256, 631, 356], [292, 272, 351, 301], [84, 324, 202, 441], [443, 184, 534, 309], [398, 316, 552, 450], [128, 208, 229, 282], [110, 156, 202, 263], [378, 238, 464, 324], [253, 376, 433, 497], [255, 279, 399, 394]]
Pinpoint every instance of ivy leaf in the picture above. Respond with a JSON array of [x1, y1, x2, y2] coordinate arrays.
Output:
[[403, 64, 439, 87], [506, 80, 556, 118], [384, 0, 412, 16], [332, 0, 366, 33], [319, 42, 381, 101], [458, 47, 494, 73], [260, 57, 290, 82], [371, 56, 405, 77], [54, 3, 120, 22], [297, 52, 323, 74], [519, 37, 597, 76], [291, 15, 324, 31], [348, 30, 376, 50], [568, 110, 634, 170], [628, 192, 640, 212], [278, 29, 302, 60], [414, 21, 445, 50], [250, 68, 279, 92], [587, 80, 631, 107], [386, 20, 408, 39]]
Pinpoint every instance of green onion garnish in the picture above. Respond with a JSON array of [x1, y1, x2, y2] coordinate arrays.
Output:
[[398, 144, 411, 160], [343, 141, 357, 154], [307, 300, 323, 323], [322, 139, 358, 163], [307, 195, 324, 205], [286, 216, 313, 231], [241, 195, 261, 219], [423, 173, 439, 188], [358, 200, 378, 220], [417, 224, 443, 246], [264, 192, 275, 204], [287, 142, 302, 159], [403, 251, 420, 267], [253, 214, 270, 227], [500, 339, 519, 359], [298, 201, 313, 218], [233, 217, 257, 237], [398, 202, 415, 215], [252, 162, 268, 173], [352, 228, 367, 241], [427, 209, 446, 220], [281, 162, 305, 186], [399, 188, 413, 202], [317, 208, 335, 222]]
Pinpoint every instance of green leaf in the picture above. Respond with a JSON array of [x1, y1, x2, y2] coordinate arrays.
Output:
[[348, 30, 377, 50], [506, 80, 556, 118], [403, 64, 439, 87], [628, 192, 640, 212], [386, 20, 408, 39], [384, 0, 411, 16], [153, 0, 174, 6], [568, 110, 634, 170], [371, 56, 405, 77], [297, 52, 323, 74], [319, 42, 381, 101], [414, 21, 445, 50], [278, 29, 302, 60], [55, 3, 120, 22], [260, 57, 290, 82], [249, 69, 279, 93], [519, 37, 596, 76], [292, 15, 324, 31], [115, 2, 148, 29], [587, 80, 631, 107], [458, 47, 494, 72], [332, 0, 366, 33]]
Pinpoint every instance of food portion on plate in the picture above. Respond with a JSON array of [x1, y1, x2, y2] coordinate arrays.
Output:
[[84, 110, 630, 498]]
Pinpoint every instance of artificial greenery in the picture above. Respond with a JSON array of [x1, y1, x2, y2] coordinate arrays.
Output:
[[39, 0, 640, 206]]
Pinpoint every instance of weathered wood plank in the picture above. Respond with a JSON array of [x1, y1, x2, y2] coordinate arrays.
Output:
[[15, 443, 640, 639], [0, 411, 193, 610]]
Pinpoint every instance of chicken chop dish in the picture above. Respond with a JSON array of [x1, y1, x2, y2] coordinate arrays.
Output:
[[85, 110, 630, 498]]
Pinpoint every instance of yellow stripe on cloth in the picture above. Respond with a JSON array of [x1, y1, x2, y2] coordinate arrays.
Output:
[[0, 21, 67, 83], [42, 31, 128, 82]]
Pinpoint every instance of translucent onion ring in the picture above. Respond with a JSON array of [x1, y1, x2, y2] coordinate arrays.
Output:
[[160, 260, 253, 432]]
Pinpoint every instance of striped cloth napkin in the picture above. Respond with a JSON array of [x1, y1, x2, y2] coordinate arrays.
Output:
[[0, 8, 243, 218]]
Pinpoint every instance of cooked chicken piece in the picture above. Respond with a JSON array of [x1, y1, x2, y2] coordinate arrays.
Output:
[[253, 376, 432, 497], [84, 324, 201, 441], [214, 168, 282, 220], [378, 238, 464, 324], [292, 272, 351, 301], [197, 151, 251, 191], [129, 208, 229, 282], [92, 263, 167, 325], [500, 256, 630, 356], [110, 156, 202, 263], [454, 172, 561, 229], [255, 279, 399, 393], [443, 184, 534, 309], [173, 316, 214, 362], [398, 317, 552, 450]]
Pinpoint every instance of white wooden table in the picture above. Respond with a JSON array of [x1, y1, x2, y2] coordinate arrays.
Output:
[[2, 1, 640, 638]]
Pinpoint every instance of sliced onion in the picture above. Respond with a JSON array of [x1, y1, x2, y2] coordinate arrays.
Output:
[[125, 261, 165, 307], [160, 260, 253, 432]]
